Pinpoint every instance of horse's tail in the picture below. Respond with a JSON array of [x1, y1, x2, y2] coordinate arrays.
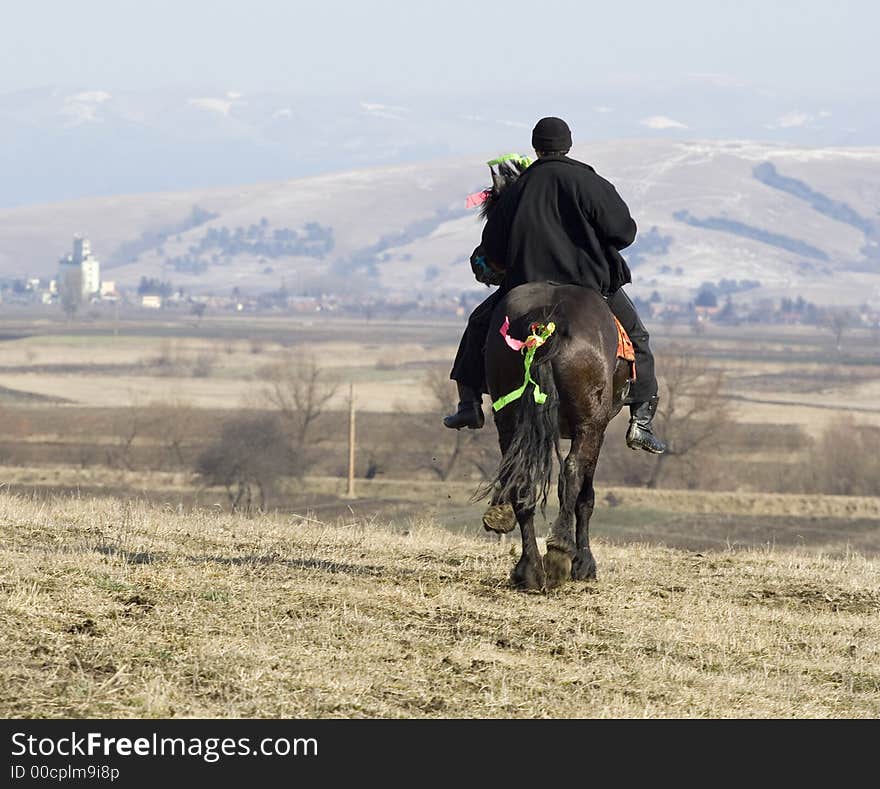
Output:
[[486, 327, 564, 514]]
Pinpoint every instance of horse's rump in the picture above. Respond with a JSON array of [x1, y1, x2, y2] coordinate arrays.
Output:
[[483, 283, 625, 512], [485, 283, 623, 425]]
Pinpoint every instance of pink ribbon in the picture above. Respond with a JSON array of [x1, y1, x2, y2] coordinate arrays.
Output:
[[465, 189, 491, 209], [500, 316, 527, 351]]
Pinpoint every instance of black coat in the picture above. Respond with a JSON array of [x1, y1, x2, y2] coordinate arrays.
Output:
[[480, 154, 636, 296]]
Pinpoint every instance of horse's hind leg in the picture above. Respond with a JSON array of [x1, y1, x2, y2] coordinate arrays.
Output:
[[543, 437, 588, 589], [482, 417, 517, 535], [572, 435, 603, 581], [487, 412, 544, 590], [510, 503, 545, 591], [485, 498, 545, 590]]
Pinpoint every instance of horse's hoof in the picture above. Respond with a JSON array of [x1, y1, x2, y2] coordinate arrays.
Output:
[[571, 552, 597, 581], [543, 545, 572, 590], [483, 503, 517, 534], [510, 558, 545, 592]]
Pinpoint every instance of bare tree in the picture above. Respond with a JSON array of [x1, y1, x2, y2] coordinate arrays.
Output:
[[196, 414, 293, 513], [152, 339, 179, 375], [261, 355, 338, 447], [105, 406, 145, 471], [800, 416, 880, 496], [826, 309, 853, 352], [643, 350, 735, 489], [147, 399, 196, 469]]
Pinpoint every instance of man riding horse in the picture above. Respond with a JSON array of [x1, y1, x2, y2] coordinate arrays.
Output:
[[444, 116, 667, 455]]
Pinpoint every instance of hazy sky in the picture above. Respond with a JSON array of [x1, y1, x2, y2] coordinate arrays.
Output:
[[3, 0, 877, 97]]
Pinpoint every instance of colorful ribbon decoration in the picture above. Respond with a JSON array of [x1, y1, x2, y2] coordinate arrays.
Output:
[[465, 189, 491, 208], [465, 154, 533, 208], [487, 153, 534, 169], [492, 317, 556, 412]]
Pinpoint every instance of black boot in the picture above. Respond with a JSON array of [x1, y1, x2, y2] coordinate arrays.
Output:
[[626, 394, 667, 454], [443, 382, 485, 430]]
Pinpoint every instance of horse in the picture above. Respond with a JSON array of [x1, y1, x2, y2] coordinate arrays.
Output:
[[474, 158, 631, 592]]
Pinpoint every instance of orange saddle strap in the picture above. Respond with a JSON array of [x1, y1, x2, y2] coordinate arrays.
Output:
[[614, 316, 637, 379]]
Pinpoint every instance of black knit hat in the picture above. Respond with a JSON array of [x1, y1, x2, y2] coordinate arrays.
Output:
[[531, 116, 572, 152]]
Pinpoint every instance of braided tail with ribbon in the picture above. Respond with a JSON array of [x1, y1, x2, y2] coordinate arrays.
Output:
[[481, 314, 561, 513], [492, 317, 557, 412]]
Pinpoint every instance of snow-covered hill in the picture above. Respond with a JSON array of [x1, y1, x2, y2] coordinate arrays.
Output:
[[1, 139, 879, 305]]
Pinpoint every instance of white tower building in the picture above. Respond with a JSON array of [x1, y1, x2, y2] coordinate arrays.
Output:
[[58, 235, 101, 300]]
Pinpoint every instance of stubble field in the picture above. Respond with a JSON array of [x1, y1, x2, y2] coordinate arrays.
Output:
[[1, 311, 879, 718], [1, 493, 878, 718]]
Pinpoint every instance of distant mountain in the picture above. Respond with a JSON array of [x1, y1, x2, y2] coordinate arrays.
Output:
[[1, 83, 879, 208], [1, 139, 879, 306]]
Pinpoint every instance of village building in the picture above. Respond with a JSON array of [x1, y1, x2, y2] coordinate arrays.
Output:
[[100, 280, 120, 301], [57, 235, 101, 301], [140, 294, 162, 309]]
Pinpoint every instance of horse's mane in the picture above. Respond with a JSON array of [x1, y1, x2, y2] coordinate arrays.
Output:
[[478, 158, 530, 220]]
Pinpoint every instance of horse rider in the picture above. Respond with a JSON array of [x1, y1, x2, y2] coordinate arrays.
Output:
[[443, 116, 667, 455]]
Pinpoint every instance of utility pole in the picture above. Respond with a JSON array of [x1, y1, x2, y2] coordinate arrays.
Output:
[[345, 382, 356, 498]]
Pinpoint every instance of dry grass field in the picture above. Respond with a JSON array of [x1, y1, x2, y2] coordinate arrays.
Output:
[[1, 492, 877, 718], [1, 315, 879, 427], [1, 313, 879, 562], [0, 331, 451, 411]]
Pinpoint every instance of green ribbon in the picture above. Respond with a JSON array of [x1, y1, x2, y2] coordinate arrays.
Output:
[[486, 152, 533, 169], [492, 322, 556, 412]]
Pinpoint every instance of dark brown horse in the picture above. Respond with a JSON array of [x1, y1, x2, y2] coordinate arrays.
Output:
[[475, 158, 630, 591]]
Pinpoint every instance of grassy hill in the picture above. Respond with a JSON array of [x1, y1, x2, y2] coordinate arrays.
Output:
[[1, 492, 877, 718], [3, 140, 880, 305]]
